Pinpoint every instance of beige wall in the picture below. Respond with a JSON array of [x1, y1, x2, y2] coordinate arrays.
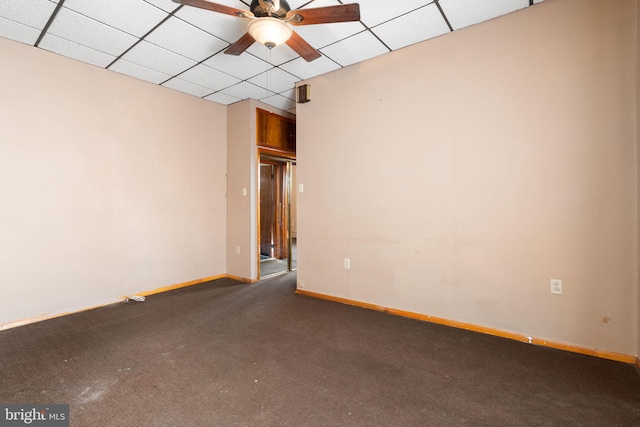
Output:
[[0, 37, 228, 327], [226, 100, 257, 280], [637, 0, 640, 358], [297, 0, 638, 356]]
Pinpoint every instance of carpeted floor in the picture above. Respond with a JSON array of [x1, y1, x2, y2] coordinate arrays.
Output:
[[1, 274, 639, 426]]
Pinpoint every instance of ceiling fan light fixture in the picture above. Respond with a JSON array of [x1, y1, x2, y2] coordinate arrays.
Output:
[[248, 17, 293, 49]]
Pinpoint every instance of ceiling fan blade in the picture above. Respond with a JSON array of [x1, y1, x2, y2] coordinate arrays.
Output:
[[286, 4, 360, 26], [172, 0, 250, 18], [286, 31, 321, 62], [224, 32, 256, 55]]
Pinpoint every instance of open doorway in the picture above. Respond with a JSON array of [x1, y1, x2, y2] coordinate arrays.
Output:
[[259, 156, 297, 278]]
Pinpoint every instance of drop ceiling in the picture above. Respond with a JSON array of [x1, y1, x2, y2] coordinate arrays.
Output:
[[0, 0, 547, 113]]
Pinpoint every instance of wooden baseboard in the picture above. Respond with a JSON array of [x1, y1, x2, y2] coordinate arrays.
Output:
[[0, 274, 252, 331], [636, 357, 640, 371], [133, 274, 227, 297], [225, 274, 258, 284], [295, 289, 638, 365]]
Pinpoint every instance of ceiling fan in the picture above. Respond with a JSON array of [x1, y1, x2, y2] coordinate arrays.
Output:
[[172, 0, 361, 61]]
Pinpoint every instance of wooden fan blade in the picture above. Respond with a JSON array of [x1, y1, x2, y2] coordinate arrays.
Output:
[[286, 4, 360, 26], [173, 0, 249, 17], [286, 31, 321, 62], [225, 32, 256, 56]]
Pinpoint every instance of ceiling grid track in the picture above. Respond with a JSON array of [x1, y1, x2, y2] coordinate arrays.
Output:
[[434, 0, 454, 33], [107, 5, 183, 70], [34, 0, 65, 47]]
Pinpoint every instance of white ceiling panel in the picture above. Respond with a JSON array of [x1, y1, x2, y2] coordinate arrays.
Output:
[[0, 0, 57, 30], [295, 0, 340, 10], [39, 33, 116, 67], [280, 89, 296, 101], [259, 94, 296, 111], [145, 16, 228, 62], [162, 78, 213, 97], [286, 0, 310, 10], [205, 92, 241, 105], [0, 17, 41, 45], [47, 7, 137, 56], [220, 81, 274, 100], [279, 55, 341, 80], [320, 30, 388, 67], [293, 21, 366, 50], [204, 51, 272, 80], [63, 0, 168, 38], [142, 0, 180, 13], [342, 0, 431, 28], [178, 64, 241, 91], [372, 3, 450, 51], [439, 0, 529, 31], [247, 68, 300, 94], [109, 59, 172, 84], [175, 5, 247, 44], [246, 43, 300, 66], [120, 40, 197, 75]]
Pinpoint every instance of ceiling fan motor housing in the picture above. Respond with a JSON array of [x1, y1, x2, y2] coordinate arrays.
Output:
[[250, 0, 291, 18]]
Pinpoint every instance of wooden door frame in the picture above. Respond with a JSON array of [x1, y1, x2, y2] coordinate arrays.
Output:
[[257, 149, 296, 279]]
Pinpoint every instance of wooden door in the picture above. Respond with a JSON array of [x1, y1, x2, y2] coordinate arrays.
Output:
[[259, 161, 288, 260]]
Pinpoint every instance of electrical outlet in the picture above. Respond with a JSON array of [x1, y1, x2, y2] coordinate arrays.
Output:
[[236, 246, 241, 254], [550, 279, 562, 295], [344, 258, 350, 269]]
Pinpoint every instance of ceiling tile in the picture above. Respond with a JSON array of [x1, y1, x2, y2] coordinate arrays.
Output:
[[279, 88, 296, 101], [286, 0, 310, 10], [0, 17, 41, 45], [63, 0, 168, 38], [0, 0, 57, 30], [47, 7, 137, 56], [141, 0, 180, 13], [372, 3, 450, 51], [294, 0, 340, 10], [178, 64, 241, 91], [205, 92, 241, 105], [246, 43, 299, 66], [292, 21, 366, 50], [260, 94, 295, 111], [204, 52, 271, 80], [247, 68, 300, 94], [279, 55, 340, 80], [38, 33, 116, 67], [342, 0, 431, 28], [220, 81, 274, 100], [109, 58, 171, 84], [162, 78, 213, 97], [320, 30, 388, 67], [175, 4, 247, 43], [121, 40, 197, 75], [439, 0, 529, 31], [145, 16, 228, 62]]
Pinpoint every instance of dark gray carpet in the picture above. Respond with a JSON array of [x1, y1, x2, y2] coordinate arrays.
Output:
[[1, 274, 639, 426]]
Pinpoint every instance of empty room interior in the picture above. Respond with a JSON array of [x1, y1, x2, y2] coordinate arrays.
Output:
[[1, 0, 640, 425]]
